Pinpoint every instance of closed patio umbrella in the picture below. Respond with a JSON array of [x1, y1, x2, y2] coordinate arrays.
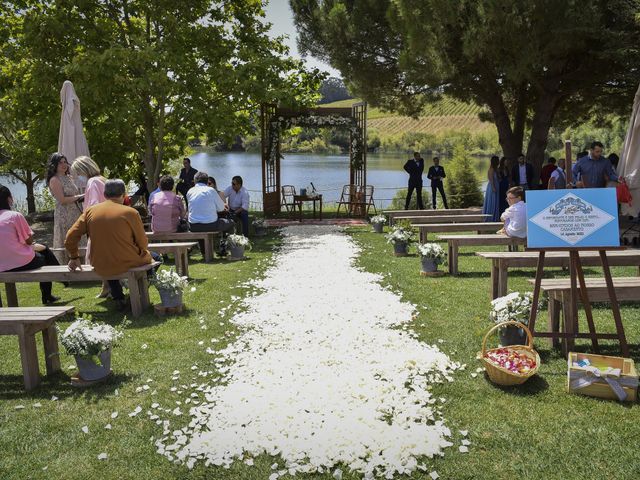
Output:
[[618, 83, 640, 218], [58, 80, 90, 173]]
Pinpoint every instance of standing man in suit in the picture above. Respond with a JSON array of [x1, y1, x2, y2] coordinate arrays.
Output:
[[510, 154, 535, 190], [427, 157, 448, 209], [176, 157, 198, 207], [403, 151, 424, 210]]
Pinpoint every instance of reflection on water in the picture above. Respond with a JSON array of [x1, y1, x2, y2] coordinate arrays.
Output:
[[1, 151, 490, 210]]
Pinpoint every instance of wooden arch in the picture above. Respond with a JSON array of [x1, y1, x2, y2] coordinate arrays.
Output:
[[260, 102, 367, 215]]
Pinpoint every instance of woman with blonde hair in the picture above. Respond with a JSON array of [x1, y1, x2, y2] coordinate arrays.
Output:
[[71, 156, 106, 209], [70, 156, 109, 297]]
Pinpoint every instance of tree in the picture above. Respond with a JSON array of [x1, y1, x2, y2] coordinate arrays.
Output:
[[7, 0, 323, 192], [445, 144, 482, 208], [318, 76, 351, 104], [291, 0, 640, 177]]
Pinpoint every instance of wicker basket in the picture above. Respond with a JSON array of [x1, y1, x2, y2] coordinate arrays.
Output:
[[479, 321, 540, 386]]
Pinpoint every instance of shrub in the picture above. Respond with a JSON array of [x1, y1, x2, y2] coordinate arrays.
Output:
[[445, 144, 483, 208]]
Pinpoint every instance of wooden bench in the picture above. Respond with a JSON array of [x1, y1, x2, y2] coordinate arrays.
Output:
[[0, 306, 73, 390], [528, 277, 640, 353], [53, 242, 197, 277], [0, 263, 158, 317], [478, 250, 640, 299], [438, 234, 527, 275], [393, 214, 491, 224], [417, 222, 503, 242], [146, 231, 218, 263], [385, 208, 482, 225]]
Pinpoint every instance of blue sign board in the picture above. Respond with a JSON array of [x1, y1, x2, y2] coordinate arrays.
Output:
[[526, 188, 619, 248]]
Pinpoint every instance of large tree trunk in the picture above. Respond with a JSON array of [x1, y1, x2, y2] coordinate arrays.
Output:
[[25, 171, 37, 214], [141, 98, 158, 192], [526, 93, 563, 185], [481, 81, 525, 166]]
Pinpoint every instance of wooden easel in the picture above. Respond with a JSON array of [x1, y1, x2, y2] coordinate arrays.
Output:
[[527, 247, 629, 357]]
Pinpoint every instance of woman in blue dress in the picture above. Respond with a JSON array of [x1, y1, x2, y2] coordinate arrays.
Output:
[[498, 156, 510, 216], [482, 156, 500, 222]]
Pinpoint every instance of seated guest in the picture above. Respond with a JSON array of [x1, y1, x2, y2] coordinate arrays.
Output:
[[150, 175, 186, 233], [0, 186, 60, 304], [65, 179, 154, 310], [223, 175, 250, 236], [207, 176, 226, 201], [147, 177, 161, 211], [500, 186, 527, 238], [187, 171, 235, 256]]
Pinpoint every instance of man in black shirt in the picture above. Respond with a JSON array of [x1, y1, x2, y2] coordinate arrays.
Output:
[[403, 151, 424, 210], [176, 157, 198, 207], [427, 157, 448, 209]]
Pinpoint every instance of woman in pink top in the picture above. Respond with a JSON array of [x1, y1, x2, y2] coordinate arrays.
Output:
[[71, 156, 106, 208], [150, 175, 186, 233], [0, 186, 60, 304], [70, 156, 109, 297]]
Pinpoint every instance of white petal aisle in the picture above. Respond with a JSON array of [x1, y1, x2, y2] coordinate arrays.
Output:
[[156, 225, 461, 478]]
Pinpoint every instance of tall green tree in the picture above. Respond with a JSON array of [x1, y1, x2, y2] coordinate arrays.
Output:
[[4, 0, 323, 195], [291, 0, 640, 175]]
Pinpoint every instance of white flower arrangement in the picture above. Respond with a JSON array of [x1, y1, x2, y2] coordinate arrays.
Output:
[[385, 226, 415, 245], [59, 318, 124, 359], [152, 267, 189, 295], [370, 214, 387, 225], [227, 234, 252, 250], [490, 291, 536, 325], [416, 243, 446, 263]]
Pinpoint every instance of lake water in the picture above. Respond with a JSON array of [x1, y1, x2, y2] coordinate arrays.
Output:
[[2, 152, 490, 211]]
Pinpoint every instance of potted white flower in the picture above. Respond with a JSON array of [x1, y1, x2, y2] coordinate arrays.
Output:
[[59, 318, 124, 381], [417, 242, 446, 273], [385, 224, 414, 256], [490, 292, 537, 346], [252, 217, 267, 236], [227, 234, 252, 260], [152, 267, 189, 308], [370, 214, 386, 233]]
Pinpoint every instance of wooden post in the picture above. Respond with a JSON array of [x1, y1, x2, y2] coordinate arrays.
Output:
[[565, 140, 573, 186]]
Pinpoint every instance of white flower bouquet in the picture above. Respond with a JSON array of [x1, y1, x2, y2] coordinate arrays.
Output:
[[416, 242, 446, 264], [370, 214, 387, 225], [152, 267, 189, 295], [385, 225, 414, 245], [59, 318, 124, 359], [490, 292, 536, 326], [227, 234, 252, 250]]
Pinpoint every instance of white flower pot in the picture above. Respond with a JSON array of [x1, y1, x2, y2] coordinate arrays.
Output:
[[393, 241, 408, 256], [421, 257, 438, 272], [158, 288, 182, 308], [75, 349, 111, 381], [372, 223, 383, 233], [229, 245, 245, 259]]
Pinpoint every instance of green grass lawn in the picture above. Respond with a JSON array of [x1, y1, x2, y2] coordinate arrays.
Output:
[[1, 226, 639, 479]]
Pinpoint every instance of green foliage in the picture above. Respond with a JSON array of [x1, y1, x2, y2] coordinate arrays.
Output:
[[2, 1, 324, 194], [390, 188, 417, 210], [445, 144, 483, 208], [291, 0, 640, 170]]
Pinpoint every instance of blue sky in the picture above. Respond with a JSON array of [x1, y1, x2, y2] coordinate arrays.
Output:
[[263, 0, 340, 77]]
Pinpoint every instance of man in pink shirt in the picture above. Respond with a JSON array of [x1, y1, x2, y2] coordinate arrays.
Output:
[[0, 186, 60, 304], [149, 175, 186, 233]]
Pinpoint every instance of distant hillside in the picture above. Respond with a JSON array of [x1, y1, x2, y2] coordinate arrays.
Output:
[[320, 97, 493, 135]]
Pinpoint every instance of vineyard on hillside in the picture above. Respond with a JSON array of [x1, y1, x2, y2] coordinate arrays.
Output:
[[320, 97, 493, 134]]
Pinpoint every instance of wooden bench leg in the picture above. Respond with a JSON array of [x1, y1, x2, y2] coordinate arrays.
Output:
[[180, 250, 189, 277], [548, 297, 561, 349], [561, 291, 575, 356], [6, 283, 18, 307], [139, 273, 150, 310], [497, 260, 508, 298], [42, 324, 61, 375], [203, 235, 213, 263], [17, 324, 40, 390], [128, 273, 143, 317], [450, 241, 459, 275], [490, 261, 499, 299]]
